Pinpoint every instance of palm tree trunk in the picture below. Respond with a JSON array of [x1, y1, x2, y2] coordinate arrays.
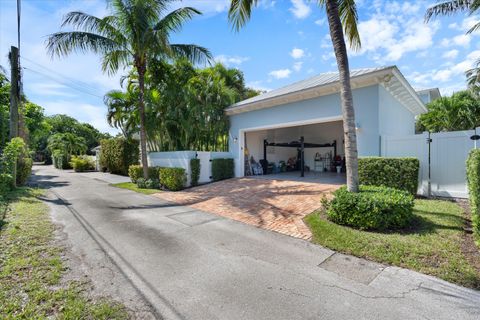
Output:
[[137, 62, 149, 179], [325, 0, 359, 192]]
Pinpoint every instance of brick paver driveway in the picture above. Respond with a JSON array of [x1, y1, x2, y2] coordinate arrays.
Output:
[[154, 177, 342, 239]]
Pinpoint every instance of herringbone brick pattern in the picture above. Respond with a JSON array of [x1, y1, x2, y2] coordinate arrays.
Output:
[[154, 178, 341, 240]]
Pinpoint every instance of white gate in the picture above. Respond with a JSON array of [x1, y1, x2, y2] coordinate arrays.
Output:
[[381, 129, 478, 198]]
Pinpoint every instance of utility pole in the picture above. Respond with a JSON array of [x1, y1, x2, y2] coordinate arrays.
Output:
[[9, 46, 19, 139]]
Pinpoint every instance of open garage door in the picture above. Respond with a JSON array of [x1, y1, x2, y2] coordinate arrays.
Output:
[[242, 120, 346, 181]]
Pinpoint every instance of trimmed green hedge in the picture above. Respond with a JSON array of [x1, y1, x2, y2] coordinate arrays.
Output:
[[358, 157, 419, 195], [69, 155, 95, 172], [0, 174, 13, 194], [190, 159, 200, 187], [324, 185, 415, 230], [211, 158, 234, 182], [467, 149, 480, 240], [128, 165, 161, 183], [100, 138, 139, 175], [16, 158, 33, 186], [159, 167, 186, 191]]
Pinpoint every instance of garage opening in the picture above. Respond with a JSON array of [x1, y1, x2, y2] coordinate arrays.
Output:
[[243, 120, 346, 184]]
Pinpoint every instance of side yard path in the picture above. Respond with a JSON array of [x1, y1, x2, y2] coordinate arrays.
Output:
[[306, 198, 480, 289], [0, 188, 128, 319]]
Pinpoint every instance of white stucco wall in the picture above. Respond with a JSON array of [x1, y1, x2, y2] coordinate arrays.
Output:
[[378, 85, 416, 136], [229, 84, 417, 177]]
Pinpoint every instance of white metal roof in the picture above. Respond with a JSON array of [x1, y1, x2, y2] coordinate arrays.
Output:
[[226, 66, 427, 116]]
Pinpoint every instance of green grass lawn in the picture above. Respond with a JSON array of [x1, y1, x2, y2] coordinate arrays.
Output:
[[305, 199, 480, 289], [111, 182, 160, 195], [0, 188, 128, 319]]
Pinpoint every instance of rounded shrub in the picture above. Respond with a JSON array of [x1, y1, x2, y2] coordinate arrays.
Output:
[[129, 165, 161, 183], [159, 167, 186, 191], [324, 185, 415, 230]]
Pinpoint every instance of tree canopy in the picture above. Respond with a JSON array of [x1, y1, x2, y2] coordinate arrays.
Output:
[[418, 90, 480, 132], [105, 59, 261, 152]]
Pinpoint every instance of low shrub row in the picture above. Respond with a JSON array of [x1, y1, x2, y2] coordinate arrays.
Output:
[[128, 165, 161, 183], [128, 165, 186, 191], [323, 185, 415, 231], [70, 155, 95, 172], [100, 138, 139, 175], [467, 149, 480, 240], [0, 173, 14, 194], [211, 158, 234, 181], [358, 157, 419, 195]]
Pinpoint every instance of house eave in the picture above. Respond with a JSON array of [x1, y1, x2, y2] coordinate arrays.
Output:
[[226, 66, 427, 116]]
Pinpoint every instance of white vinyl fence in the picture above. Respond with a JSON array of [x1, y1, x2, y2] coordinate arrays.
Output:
[[381, 129, 479, 198], [147, 151, 232, 186]]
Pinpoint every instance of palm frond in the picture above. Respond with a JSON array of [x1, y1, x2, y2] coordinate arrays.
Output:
[[154, 7, 202, 34], [46, 31, 120, 57], [170, 44, 213, 65], [425, 0, 472, 22], [101, 49, 131, 75], [228, 0, 258, 31], [338, 0, 361, 51], [467, 20, 480, 33]]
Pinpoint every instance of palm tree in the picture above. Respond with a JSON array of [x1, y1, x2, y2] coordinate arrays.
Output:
[[46, 0, 212, 179], [228, 0, 361, 192], [426, 1, 480, 90]]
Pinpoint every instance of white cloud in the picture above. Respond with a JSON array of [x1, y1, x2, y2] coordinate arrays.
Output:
[[354, 14, 439, 62], [443, 49, 459, 59], [269, 69, 291, 79], [293, 61, 303, 72], [289, 0, 311, 19], [246, 81, 271, 92], [290, 47, 305, 59], [215, 55, 250, 66], [315, 19, 325, 26]]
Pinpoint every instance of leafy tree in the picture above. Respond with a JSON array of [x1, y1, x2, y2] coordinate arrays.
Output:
[[106, 60, 250, 152], [418, 90, 480, 132], [47, 132, 87, 156], [228, 0, 362, 192], [46, 0, 212, 179], [0, 70, 10, 148]]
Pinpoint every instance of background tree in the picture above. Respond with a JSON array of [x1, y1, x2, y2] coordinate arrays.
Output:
[[106, 60, 255, 152], [228, 0, 361, 192], [418, 90, 480, 132], [46, 0, 211, 179]]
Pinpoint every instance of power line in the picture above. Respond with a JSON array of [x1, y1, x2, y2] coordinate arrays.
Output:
[[20, 56, 106, 93], [23, 66, 105, 99]]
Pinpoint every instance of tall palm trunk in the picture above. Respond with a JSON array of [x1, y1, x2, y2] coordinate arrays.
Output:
[[325, 0, 359, 192], [136, 60, 149, 179]]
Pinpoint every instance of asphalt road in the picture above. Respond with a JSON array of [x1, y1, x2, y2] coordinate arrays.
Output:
[[31, 165, 480, 320]]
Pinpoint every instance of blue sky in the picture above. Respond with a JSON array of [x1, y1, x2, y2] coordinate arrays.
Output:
[[0, 0, 478, 134]]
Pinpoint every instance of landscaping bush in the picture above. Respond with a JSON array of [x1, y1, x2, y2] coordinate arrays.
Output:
[[190, 158, 200, 186], [358, 157, 419, 195], [16, 157, 33, 186], [1, 137, 33, 186], [159, 167, 186, 191], [128, 165, 161, 183], [69, 155, 95, 172], [467, 149, 480, 239], [100, 138, 139, 175], [136, 178, 160, 189], [324, 185, 415, 230], [52, 151, 70, 169], [0, 173, 13, 194], [211, 158, 234, 181]]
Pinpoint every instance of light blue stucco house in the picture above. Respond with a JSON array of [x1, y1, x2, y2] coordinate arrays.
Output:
[[226, 66, 431, 178]]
